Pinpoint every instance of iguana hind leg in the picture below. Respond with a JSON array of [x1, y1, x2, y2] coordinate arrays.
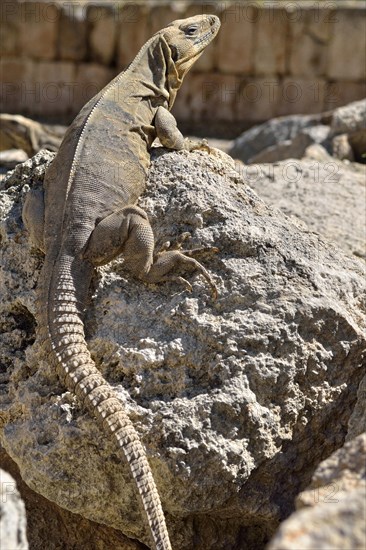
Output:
[[84, 204, 217, 297]]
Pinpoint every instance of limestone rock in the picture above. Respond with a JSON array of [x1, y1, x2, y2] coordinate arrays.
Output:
[[0, 114, 63, 157], [0, 149, 365, 549], [57, 6, 87, 62], [327, 8, 366, 81], [330, 99, 366, 136], [230, 100, 365, 164], [0, 447, 145, 550], [330, 99, 366, 162], [0, 149, 28, 169], [267, 434, 366, 550], [303, 143, 333, 162], [228, 113, 331, 164], [248, 125, 330, 164], [240, 158, 366, 260], [87, 5, 117, 66], [0, 469, 28, 550], [347, 375, 366, 442], [332, 134, 355, 162]]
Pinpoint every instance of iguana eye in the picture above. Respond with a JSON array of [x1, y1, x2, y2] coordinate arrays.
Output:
[[186, 25, 197, 36]]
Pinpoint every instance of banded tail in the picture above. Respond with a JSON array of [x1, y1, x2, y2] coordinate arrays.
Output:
[[41, 262, 172, 550]]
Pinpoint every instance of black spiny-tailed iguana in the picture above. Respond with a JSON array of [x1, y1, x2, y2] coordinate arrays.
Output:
[[22, 14, 221, 550]]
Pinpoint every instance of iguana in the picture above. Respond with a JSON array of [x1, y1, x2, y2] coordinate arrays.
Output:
[[22, 14, 220, 550]]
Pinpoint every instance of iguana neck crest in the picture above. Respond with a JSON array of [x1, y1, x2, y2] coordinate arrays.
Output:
[[156, 14, 221, 108]]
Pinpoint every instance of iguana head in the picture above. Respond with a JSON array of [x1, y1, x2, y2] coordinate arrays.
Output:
[[161, 14, 221, 80]]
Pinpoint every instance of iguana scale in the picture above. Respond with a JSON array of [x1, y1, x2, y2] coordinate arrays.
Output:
[[22, 15, 220, 550]]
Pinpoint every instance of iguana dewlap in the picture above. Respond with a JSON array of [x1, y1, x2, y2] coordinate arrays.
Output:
[[22, 15, 220, 550]]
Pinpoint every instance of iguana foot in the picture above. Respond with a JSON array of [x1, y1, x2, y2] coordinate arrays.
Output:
[[148, 249, 218, 299], [154, 234, 218, 297], [162, 232, 219, 256], [184, 138, 212, 153]]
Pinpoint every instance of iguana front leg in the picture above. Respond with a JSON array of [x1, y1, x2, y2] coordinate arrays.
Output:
[[84, 205, 217, 298], [154, 106, 211, 152]]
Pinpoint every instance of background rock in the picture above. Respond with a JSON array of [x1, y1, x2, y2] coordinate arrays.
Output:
[[228, 113, 330, 164], [330, 99, 366, 136], [0, 148, 28, 169], [0, 468, 28, 550], [239, 159, 366, 260], [267, 433, 366, 550], [330, 99, 366, 162], [229, 100, 366, 164], [248, 125, 330, 164], [0, 149, 365, 549]]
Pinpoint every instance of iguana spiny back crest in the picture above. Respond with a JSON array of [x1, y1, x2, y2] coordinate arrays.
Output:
[[23, 14, 220, 550]]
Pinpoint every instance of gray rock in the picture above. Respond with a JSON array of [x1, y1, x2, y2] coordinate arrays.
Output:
[[0, 447, 145, 550], [230, 100, 366, 164], [0, 469, 28, 550], [229, 113, 332, 164], [0, 148, 29, 169], [241, 158, 366, 260], [332, 134, 355, 161], [330, 99, 366, 136], [303, 144, 334, 162], [249, 125, 330, 164], [330, 100, 366, 162], [0, 149, 365, 550], [0, 114, 63, 156], [267, 434, 366, 550], [228, 114, 328, 163], [347, 375, 366, 442]]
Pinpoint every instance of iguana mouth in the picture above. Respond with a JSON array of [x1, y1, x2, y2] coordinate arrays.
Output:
[[194, 17, 220, 48], [194, 30, 213, 47]]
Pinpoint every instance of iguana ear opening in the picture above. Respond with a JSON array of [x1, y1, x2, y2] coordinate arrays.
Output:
[[170, 45, 179, 63]]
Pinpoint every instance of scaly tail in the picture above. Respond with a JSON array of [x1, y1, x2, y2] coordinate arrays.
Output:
[[42, 263, 172, 550]]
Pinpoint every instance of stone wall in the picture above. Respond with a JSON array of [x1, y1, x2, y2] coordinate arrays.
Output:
[[1, 0, 365, 136]]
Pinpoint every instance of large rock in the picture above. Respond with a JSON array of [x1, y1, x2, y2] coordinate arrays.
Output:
[[242, 159, 366, 260], [228, 113, 331, 164], [229, 100, 366, 164], [267, 433, 366, 550], [330, 98, 366, 135], [0, 149, 365, 549], [0, 469, 28, 550], [347, 374, 366, 443], [248, 125, 330, 164], [330, 99, 366, 162], [0, 447, 144, 550]]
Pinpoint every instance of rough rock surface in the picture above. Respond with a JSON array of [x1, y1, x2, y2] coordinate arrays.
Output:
[[0, 447, 145, 550], [239, 159, 366, 260], [347, 373, 366, 443], [267, 433, 366, 550], [229, 100, 366, 164], [330, 99, 366, 163], [228, 113, 330, 164], [0, 148, 29, 169], [0, 468, 28, 549], [330, 99, 366, 136], [0, 149, 365, 549]]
